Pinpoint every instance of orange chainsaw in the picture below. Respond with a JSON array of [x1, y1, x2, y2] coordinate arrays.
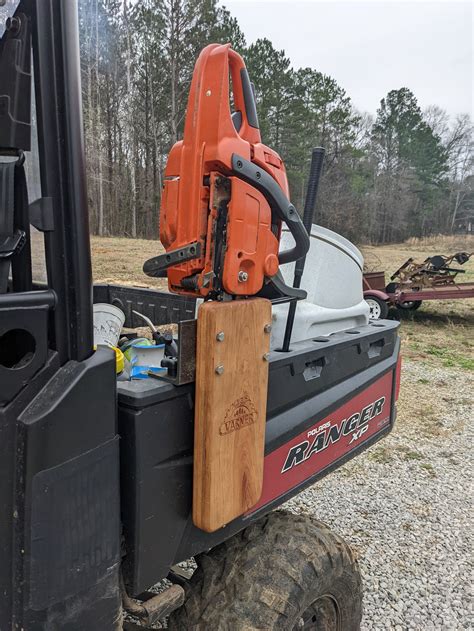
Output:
[[144, 43, 310, 301]]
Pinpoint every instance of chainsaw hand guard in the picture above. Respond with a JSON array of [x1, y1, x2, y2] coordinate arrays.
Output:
[[144, 43, 309, 299]]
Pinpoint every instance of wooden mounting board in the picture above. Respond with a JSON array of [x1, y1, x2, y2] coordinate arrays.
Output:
[[193, 298, 271, 532]]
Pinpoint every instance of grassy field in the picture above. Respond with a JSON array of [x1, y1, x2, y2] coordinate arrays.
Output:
[[91, 232, 474, 372], [356, 235, 473, 462], [91, 232, 473, 449], [360, 235, 474, 373]]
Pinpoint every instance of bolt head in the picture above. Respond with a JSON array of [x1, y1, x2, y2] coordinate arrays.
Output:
[[6, 16, 21, 34], [215, 365, 224, 375], [263, 353, 270, 362], [238, 270, 249, 282], [216, 331, 225, 342], [264, 324, 272, 334]]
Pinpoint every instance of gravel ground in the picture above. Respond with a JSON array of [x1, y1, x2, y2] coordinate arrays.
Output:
[[285, 359, 473, 630], [134, 358, 473, 631]]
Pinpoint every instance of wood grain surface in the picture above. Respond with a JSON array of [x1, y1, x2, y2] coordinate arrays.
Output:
[[193, 298, 271, 532]]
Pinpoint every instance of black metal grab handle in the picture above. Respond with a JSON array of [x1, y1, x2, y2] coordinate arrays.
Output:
[[231, 153, 310, 265], [294, 147, 325, 278], [301, 148, 325, 234], [281, 147, 326, 352]]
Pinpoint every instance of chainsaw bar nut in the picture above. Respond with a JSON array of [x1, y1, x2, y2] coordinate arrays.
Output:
[[238, 270, 248, 282]]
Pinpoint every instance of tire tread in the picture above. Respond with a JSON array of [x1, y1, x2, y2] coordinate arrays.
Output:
[[168, 510, 362, 630]]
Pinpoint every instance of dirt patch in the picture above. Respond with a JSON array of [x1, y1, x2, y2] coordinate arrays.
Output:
[[91, 235, 167, 290]]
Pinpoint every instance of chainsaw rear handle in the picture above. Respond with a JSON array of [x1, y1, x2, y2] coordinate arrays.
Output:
[[232, 154, 310, 265], [227, 48, 260, 141]]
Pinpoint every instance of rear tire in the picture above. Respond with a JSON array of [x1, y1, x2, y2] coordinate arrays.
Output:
[[365, 295, 389, 320], [168, 510, 362, 630]]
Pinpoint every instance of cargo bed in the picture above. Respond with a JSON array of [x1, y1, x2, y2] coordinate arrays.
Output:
[[100, 285, 401, 594]]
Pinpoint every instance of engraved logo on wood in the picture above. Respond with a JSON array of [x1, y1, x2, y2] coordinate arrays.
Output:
[[220, 393, 258, 435]]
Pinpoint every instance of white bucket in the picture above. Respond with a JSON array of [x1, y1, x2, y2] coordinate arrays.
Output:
[[93, 303, 126, 348]]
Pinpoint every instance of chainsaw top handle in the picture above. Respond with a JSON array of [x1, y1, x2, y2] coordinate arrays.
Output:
[[227, 47, 309, 265]]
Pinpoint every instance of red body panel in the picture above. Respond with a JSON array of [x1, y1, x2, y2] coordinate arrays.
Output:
[[249, 371, 394, 513]]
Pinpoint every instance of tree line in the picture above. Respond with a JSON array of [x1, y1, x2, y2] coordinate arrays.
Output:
[[78, 0, 473, 244]]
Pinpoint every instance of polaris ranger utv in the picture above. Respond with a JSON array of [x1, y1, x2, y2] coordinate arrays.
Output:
[[0, 2, 401, 629]]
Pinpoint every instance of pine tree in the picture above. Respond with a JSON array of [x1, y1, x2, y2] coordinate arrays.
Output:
[[372, 88, 449, 239]]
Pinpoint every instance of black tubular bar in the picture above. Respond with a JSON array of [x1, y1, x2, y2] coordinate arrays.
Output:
[[281, 148, 325, 352], [0, 289, 56, 309], [31, 0, 93, 362], [300, 148, 325, 236]]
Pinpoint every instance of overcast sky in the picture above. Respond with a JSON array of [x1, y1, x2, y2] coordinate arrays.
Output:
[[225, 0, 473, 118]]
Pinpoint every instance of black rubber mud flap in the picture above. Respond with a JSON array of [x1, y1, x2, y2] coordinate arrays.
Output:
[[29, 437, 120, 610]]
